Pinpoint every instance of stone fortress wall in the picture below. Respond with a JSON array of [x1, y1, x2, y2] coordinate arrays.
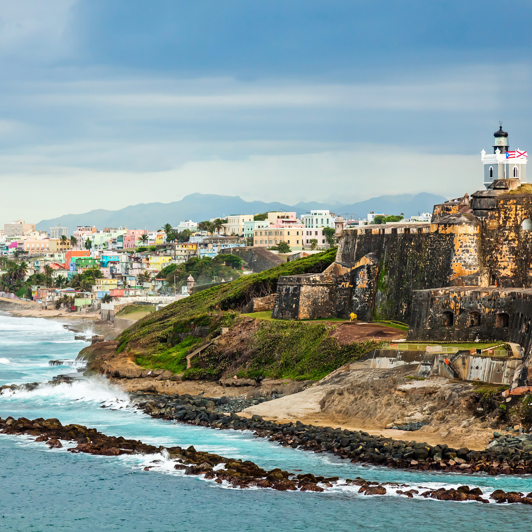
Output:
[[272, 178, 532, 367]]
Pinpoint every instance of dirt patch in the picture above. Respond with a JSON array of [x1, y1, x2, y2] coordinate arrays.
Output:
[[332, 322, 405, 345]]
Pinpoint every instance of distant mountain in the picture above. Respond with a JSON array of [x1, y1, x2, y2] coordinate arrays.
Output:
[[36, 192, 446, 232]]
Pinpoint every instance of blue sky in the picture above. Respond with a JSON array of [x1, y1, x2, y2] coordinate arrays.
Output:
[[1, 0, 532, 224]]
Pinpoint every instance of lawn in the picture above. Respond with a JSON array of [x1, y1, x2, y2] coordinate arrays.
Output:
[[241, 311, 347, 323]]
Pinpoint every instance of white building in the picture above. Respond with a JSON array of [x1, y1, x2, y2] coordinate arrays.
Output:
[[174, 220, 198, 232], [301, 210, 335, 229], [409, 213, 431, 223], [244, 220, 270, 239], [366, 212, 386, 224], [222, 215, 254, 236], [49, 225, 68, 239], [481, 125, 528, 188]]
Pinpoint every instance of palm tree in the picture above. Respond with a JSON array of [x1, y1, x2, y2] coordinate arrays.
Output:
[[85, 238, 92, 250], [44, 265, 53, 286], [140, 234, 149, 245], [213, 219, 224, 235], [70, 236, 78, 248], [18, 261, 28, 281]]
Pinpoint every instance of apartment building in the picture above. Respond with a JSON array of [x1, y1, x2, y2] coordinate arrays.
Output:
[[223, 215, 254, 236], [4, 220, 36, 237], [253, 227, 303, 250], [49, 225, 68, 239], [301, 210, 335, 229]]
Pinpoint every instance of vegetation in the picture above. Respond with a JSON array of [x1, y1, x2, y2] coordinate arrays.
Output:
[[323, 227, 336, 246], [310, 239, 318, 250], [270, 241, 291, 253], [189, 320, 382, 381], [254, 212, 269, 221], [159, 254, 245, 290], [505, 184, 532, 195], [117, 248, 337, 354], [373, 214, 404, 224]]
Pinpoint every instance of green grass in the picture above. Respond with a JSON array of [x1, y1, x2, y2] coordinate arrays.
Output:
[[187, 320, 383, 382], [116, 304, 156, 317], [241, 311, 347, 323], [135, 335, 203, 374], [118, 248, 337, 354], [375, 320, 409, 331]]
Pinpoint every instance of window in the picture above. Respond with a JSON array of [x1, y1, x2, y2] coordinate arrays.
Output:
[[514, 166, 518, 177], [442, 311, 454, 327], [496, 313, 509, 328], [297, 240, 299, 244], [489, 166, 493, 178], [468, 311, 481, 327], [297, 231, 299, 235]]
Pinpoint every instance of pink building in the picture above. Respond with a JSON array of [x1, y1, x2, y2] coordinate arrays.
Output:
[[73, 226, 97, 250], [303, 228, 328, 247], [123, 229, 148, 249]]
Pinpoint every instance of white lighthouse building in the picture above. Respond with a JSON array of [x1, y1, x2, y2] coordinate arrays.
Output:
[[481, 124, 527, 188]]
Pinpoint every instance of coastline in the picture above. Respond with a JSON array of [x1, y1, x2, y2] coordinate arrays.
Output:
[[0, 297, 129, 341]]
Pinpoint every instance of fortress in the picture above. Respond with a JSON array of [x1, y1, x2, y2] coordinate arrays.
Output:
[[272, 126, 532, 376]]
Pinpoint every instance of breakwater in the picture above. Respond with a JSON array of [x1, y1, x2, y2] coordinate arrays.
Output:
[[133, 392, 532, 477], [3, 415, 532, 504]]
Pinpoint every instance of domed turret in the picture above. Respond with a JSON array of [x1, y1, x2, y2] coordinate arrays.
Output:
[[493, 123, 509, 153]]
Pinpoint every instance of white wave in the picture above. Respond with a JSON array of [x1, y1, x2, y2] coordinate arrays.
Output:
[[0, 358, 10, 364], [1, 377, 129, 407]]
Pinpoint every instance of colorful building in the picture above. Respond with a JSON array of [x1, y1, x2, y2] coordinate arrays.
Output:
[[65, 250, 90, 270], [148, 256, 173, 271]]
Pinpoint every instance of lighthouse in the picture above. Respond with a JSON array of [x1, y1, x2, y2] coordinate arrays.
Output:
[[481, 124, 527, 188]]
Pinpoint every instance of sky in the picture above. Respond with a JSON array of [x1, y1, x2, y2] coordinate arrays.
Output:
[[1, 0, 532, 224]]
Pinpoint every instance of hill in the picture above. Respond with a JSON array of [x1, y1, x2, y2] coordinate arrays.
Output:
[[36, 192, 445, 231]]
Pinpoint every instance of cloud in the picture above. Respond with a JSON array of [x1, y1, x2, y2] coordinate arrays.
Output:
[[0, 145, 481, 225]]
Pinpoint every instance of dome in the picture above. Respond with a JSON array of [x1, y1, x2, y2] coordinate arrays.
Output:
[[335, 215, 344, 222], [494, 125, 508, 138], [187, 275, 194, 281]]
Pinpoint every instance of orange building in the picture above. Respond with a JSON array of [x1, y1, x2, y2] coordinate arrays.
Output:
[[65, 250, 90, 269]]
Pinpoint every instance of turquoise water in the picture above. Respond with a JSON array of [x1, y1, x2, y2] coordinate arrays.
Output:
[[0, 313, 531, 530]]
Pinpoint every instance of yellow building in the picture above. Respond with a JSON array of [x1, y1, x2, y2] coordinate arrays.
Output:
[[148, 256, 173, 271], [23, 238, 71, 254], [253, 227, 303, 250], [95, 278, 118, 291]]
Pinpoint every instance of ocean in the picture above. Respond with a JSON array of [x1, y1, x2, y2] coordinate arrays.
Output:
[[0, 313, 530, 531]]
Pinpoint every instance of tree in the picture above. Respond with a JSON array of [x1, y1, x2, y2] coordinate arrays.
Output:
[[323, 227, 336, 247], [213, 218, 226, 234], [140, 234, 149, 244], [254, 212, 269, 221], [70, 236, 78, 247], [309, 238, 318, 250], [44, 265, 53, 286], [373, 215, 404, 225], [198, 221, 214, 234], [85, 238, 92, 250], [176, 229, 191, 243], [101, 293, 112, 303], [60, 235, 68, 244], [276, 241, 291, 253]]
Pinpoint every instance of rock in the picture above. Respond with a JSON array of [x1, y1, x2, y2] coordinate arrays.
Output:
[[359, 485, 387, 495], [46, 438, 62, 448]]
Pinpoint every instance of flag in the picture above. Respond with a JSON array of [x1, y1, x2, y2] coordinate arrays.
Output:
[[506, 150, 528, 159]]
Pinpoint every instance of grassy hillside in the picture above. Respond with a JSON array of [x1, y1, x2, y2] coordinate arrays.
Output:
[[118, 248, 337, 355], [184, 320, 382, 382]]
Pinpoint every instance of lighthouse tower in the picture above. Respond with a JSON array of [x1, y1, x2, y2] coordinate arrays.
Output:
[[481, 124, 527, 188]]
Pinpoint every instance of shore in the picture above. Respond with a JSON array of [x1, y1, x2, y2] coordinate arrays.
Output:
[[0, 297, 129, 341]]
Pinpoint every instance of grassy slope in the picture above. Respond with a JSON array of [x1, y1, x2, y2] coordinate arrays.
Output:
[[118, 248, 337, 354], [187, 320, 382, 382]]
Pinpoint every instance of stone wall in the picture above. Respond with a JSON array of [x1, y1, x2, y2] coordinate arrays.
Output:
[[272, 273, 336, 320], [407, 287, 532, 355]]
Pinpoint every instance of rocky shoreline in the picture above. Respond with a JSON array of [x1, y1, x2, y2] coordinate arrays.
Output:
[[132, 392, 532, 477], [3, 415, 532, 504]]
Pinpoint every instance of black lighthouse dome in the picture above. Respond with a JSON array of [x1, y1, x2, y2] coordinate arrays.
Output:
[[493, 123, 509, 153], [494, 125, 508, 138]]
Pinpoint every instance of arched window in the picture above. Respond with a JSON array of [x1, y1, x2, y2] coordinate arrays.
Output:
[[514, 166, 519, 178], [489, 166, 493, 178], [496, 313, 509, 328], [522, 219, 532, 231], [468, 311, 481, 327], [442, 311, 454, 327]]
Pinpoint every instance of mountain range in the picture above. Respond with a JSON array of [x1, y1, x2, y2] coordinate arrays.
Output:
[[36, 192, 446, 232]]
